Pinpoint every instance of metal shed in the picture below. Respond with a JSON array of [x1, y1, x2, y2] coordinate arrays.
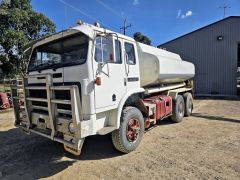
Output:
[[158, 16, 240, 96]]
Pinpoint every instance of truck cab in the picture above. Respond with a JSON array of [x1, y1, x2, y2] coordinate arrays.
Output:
[[11, 22, 145, 155]]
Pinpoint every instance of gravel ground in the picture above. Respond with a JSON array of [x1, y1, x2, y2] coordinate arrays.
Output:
[[0, 99, 239, 180]]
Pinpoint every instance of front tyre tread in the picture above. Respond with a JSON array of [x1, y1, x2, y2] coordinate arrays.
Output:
[[112, 106, 144, 153]]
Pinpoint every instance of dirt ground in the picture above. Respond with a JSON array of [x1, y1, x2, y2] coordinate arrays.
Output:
[[0, 99, 239, 180]]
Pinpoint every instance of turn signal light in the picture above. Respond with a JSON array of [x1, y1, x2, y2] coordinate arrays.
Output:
[[95, 77, 101, 86]]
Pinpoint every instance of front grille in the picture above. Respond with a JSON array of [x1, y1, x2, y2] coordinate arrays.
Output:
[[28, 82, 81, 117], [30, 89, 71, 110]]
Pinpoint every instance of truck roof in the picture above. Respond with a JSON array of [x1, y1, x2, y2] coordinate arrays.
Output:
[[23, 22, 135, 52], [71, 23, 135, 42]]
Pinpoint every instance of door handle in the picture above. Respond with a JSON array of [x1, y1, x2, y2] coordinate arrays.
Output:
[[112, 94, 116, 101]]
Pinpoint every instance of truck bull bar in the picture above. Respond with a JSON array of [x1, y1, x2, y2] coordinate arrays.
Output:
[[11, 74, 84, 154]]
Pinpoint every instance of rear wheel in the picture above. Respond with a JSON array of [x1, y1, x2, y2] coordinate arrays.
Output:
[[112, 106, 144, 153], [183, 92, 193, 117], [171, 95, 185, 123]]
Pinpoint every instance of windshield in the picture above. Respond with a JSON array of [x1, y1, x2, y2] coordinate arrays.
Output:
[[28, 33, 89, 72]]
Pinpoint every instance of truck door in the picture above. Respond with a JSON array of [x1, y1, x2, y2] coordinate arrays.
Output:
[[93, 35, 127, 110], [123, 40, 141, 91]]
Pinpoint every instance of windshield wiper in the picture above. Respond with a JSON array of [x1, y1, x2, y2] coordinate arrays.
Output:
[[35, 61, 57, 73]]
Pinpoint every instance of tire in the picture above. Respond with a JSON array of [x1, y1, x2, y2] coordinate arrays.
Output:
[[183, 92, 193, 117], [170, 95, 185, 123], [112, 106, 144, 153]]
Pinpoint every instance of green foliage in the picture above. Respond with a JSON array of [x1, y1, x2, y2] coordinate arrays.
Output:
[[133, 32, 151, 45], [0, 0, 56, 78]]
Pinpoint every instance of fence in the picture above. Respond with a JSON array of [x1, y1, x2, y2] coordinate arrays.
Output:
[[0, 77, 22, 92]]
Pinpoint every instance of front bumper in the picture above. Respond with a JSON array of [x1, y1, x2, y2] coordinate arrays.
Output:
[[11, 74, 83, 150]]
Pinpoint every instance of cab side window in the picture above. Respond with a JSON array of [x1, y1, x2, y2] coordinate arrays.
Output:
[[114, 40, 122, 64], [124, 42, 136, 65], [95, 36, 113, 63]]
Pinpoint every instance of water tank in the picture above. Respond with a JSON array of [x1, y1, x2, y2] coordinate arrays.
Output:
[[136, 42, 195, 87]]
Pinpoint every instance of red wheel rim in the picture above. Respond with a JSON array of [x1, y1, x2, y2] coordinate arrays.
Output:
[[126, 118, 140, 142]]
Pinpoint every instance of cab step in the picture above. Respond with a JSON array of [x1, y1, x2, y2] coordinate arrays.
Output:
[[97, 126, 116, 135]]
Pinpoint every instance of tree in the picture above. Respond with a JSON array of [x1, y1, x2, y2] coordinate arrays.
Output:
[[0, 0, 56, 78], [133, 32, 151, 45]]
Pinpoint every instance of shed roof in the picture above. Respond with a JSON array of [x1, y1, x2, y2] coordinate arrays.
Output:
[[158, 16, 240, 47]]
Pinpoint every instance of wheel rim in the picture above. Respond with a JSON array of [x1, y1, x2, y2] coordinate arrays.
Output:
[[126, 118, 140, 143], [178, 101, 184, 117]]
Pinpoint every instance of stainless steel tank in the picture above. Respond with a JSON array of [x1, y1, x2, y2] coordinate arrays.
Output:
[[136, 42, 195, 87]]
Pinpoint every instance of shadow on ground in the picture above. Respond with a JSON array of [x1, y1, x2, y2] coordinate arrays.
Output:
[[0, 118, 177, 179], [0, 127, 121, 179], [192, 113, 240, 123]]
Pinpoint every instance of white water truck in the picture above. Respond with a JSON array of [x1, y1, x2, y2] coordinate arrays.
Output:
[[11, 21, 195, 155]]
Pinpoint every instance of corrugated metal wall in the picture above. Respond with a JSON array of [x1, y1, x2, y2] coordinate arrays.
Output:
[[160, 17, 240, 95]]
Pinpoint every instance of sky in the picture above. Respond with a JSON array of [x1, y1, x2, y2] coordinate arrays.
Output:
[[32, 0, 240, 46]]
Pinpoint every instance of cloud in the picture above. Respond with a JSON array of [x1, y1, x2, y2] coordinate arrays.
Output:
[[133, 0, 139, 6], [186, 10, 193, 17], [177, 9, 181, 18], [177, 9, 193, 19], [181, 14, 186, 19]]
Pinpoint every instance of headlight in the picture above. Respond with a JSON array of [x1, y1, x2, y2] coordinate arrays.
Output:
[[68, 122, 75, 133]]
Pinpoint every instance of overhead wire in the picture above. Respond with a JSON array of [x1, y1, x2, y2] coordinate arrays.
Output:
[[96, 0, 133, 34], [96, 0, 124, 20], [58, 0, 99, 22]]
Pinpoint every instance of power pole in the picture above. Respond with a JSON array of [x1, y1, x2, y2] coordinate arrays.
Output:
[[120, 18, 132, 35], [219, 4, 231, 18]]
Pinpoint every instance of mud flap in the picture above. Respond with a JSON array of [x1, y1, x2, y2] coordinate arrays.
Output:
[[63, 138, 85, 156], [64, 145, 82, 156]]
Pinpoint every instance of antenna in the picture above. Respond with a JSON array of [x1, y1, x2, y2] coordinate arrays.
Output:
[[219, 4, 231, 18], [64, 4, 67, 29], [120, 18, 132, 35]]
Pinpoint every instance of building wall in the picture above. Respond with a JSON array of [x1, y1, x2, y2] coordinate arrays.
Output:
[[160, 17, 240, 95]]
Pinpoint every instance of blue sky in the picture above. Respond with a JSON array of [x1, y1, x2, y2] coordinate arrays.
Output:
[[32, 0, 240, 46]]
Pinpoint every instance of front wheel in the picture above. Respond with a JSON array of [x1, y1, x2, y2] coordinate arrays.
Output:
[[112, 106, 144, 153]]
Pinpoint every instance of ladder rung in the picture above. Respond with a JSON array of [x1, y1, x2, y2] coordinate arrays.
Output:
[[25, 86, 46, 90], [50, 86, 73, 91], [32, 105, 72, 115], [13, 96, 24, 100], [57, 109, 72, 115], [32, 105, 48, 111], [26, 97, 48, 102], [11, 86, 23, 89], [51, 99, 71, 105]]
